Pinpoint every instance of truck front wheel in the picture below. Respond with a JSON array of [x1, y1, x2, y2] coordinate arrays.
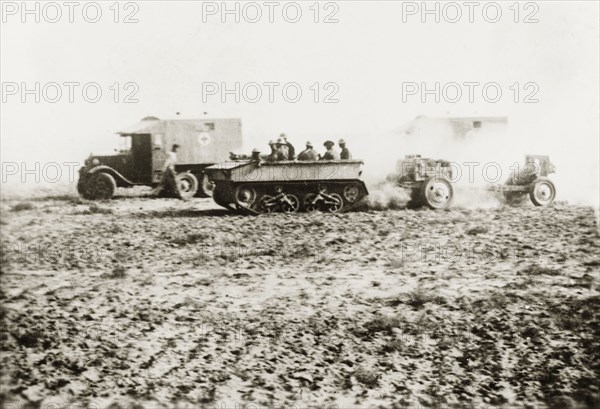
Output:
[[86, 172, 116, 200]]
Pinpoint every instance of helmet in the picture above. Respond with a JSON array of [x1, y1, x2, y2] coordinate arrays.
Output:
[[324, 140, 335, 147], [276, 137, 285, 145], [306, 141, 313, 147], [338, 139, 346, 145]]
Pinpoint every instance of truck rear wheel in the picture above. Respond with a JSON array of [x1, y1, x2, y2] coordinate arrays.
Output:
[[87, 172, 116, 200], [176, 172, 198, 199]]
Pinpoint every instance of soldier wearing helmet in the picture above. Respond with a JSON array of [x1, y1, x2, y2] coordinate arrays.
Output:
[[339, 139, 352, 160], [265, 139, 286, 162], [280, 133, 296, 160], [297, 141, 318, 161], [276, 137, 289, 160], [251, 148, 261, 161], [320, 140, 340, 160]]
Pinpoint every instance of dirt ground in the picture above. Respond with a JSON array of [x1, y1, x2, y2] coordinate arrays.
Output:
[[0, 193, 598, 409]]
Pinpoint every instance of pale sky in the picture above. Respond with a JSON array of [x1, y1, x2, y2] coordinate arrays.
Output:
[[1, 1, 599, 203]]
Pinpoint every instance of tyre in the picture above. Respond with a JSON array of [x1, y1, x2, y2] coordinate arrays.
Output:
[[234, 184, 257, 208], [257, 195, 276, 213], [342, 183, 362, 203], [304, 193, 319, 212], [87, 173, 116, 200], [176, 172, 199, 199], [323, 193, 343, 213], [420, 177, 453, 209], [529, 177, 556, 206], [280, 194, 300, 213]]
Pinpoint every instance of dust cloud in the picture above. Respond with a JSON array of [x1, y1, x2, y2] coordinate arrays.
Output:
[[356, 115, 599, 210]]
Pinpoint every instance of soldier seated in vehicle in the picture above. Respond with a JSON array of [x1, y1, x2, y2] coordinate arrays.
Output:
[[264, 140, 287, 162], [276, 137, 289, 160], [320, 140, 340, 160], [280, 133, 296, 160], [339, 139, 352, 160], [297, 141, 318, 161]]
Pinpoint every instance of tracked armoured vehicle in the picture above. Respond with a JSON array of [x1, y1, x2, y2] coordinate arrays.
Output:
[[204, 159, 368, 214]]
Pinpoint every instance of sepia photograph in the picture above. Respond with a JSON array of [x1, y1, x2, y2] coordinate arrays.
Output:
[[1, 1, 599, 408]]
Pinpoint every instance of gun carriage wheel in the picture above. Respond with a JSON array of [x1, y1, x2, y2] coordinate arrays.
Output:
[[529, 177, 556, 206]]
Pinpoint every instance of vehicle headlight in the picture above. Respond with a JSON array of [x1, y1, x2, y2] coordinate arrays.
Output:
[[92, 158, 100, 165]]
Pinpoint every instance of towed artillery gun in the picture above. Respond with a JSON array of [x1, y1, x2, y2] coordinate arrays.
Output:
[[204, 158, 369, 214], [490, 154, 557, 206]]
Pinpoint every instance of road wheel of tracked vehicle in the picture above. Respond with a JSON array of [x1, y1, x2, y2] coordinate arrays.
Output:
[[529, 177, 556, 206], [87, 172, 116, 200], [304, 193, 319, 212], [421, 177, 453, 209], [197, 173, 215, 197], [257, 195, 276, 213], [343, 184, 362, 203], [234, 185, 257, 209], [323, 193, 344, 213], [280, 194, 300, 213], [176, 172, 198, 200]]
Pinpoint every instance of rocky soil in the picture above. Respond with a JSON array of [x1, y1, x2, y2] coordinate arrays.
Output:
[[0, 194, 598, 408]]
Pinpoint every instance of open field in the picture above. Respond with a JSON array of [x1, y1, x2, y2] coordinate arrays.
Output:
[[0, 195, 598, 408]]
